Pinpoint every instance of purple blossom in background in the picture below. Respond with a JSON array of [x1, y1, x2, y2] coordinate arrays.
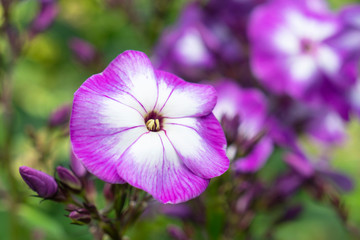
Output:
[[154, 3, 217, 82], [350, 80, 360, 118], [19, 166, 58, 198], [206, 0, 266, 38], [249, 0, 348, 99], [234, 137, 273, 172], [154, 2, 249, 82], [339, 5, 360, 118], [212, 80, 272, 172], [336, 4, 360, 66], [70, 50, 229, 203], [29, 0, 58, 38]]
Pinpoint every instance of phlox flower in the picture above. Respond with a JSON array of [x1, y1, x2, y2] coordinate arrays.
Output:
[[153, 3, 219, 82], [212, 80, 272, 172], [248, 0, 346, 98], [70, 50, 229, 204]]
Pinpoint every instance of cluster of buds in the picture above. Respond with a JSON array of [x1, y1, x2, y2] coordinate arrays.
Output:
[[19, 160, 152, 239], [19, 163, 86, 202]]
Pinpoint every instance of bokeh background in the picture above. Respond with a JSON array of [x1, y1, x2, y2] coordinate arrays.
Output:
[[1, 0, 360, 239]]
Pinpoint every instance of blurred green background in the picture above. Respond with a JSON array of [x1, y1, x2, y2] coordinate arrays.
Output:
[[1, 0, 360, 239]]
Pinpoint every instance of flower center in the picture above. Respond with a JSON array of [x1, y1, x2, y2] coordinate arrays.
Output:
[[146, 118, 160, 131], [144, 111, 163, 132], [301, 39, 317, 54]]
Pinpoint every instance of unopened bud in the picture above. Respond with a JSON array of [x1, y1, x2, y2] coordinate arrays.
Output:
[[56, 166, 82, 191], [284, 153, 314, 178], [275, 205, 303, 224], [103, 183, 114, 202], [29, 0, 58, 38], [167, 225, 188, 240], [69, 38, 100, 66], [69, 209, 91, 225], [48, 104, 71, 128], [19, 166, 58, 198]]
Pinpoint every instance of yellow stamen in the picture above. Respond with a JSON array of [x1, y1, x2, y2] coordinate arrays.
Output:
[[155, 119, 160, 131], [146, 119, 156, 131]]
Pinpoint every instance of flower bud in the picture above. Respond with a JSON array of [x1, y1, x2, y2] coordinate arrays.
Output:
[[29, 0, 58, 38], [319, 169, 354, 192], [103, 183, 115, 202], [19, 166, 58, 198], [275, 205, 303, 224], [167, 225, 188, 240], [56, 166, 82, 191], [48, 104, 71, 128], [284, 153, 314, 178], [69, 209, 91, 225], [69, 38, 100, 66]]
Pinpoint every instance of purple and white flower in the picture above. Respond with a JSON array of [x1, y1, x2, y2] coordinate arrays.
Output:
[[248, 0, 346, 98], [153, 3, 219, 82], [212, 80, 272, 172], [70, 50, 229, 204]]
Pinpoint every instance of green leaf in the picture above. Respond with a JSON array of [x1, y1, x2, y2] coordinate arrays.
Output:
[[17, 204, 67, 240]]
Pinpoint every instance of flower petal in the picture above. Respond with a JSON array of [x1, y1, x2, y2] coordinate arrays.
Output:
[[154, 70, 217, 118], [71, 126, 146, 183], [306, 110, 346, 144], [316, 45, 340, 75], [117, 131, 209, 204], [71, 75, 149, 183], [164, 113, 229, 179], [77, 71, 147, 116], [233, 137, 273, 173], [289, 54, 317, 82], [248, 0, 340, 98], [105, 50, 158, 112], [284, 153, 314, 178]]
